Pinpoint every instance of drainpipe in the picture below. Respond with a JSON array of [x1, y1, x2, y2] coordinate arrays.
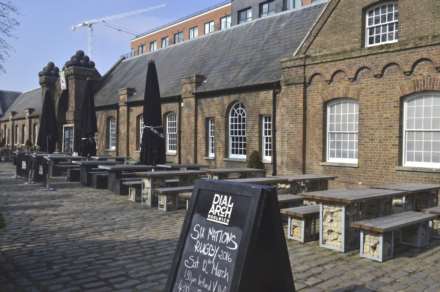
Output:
[[272, 87, 279, 176], [302, 55, 308, 174]]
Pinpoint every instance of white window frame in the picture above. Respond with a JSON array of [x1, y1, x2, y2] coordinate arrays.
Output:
[[138, 115, 144, 150], [33, 123, 39, 145], [260, 1, 275, 18], [138, 44, 145, 55], [403, 93, 440, 169], [107, 118, 117, 151], [161, 37, 169, 48], [365, 1, 399, 48], [166, 112, 177, 155], [229, 103, 247, 160], [220, 15, 231, 30], [207, 118, 215, 158], [204, 21, 215, 35], [189, 26, 198, 40], [149, 40, 157, 52], [261, 116, 272, 163], [238, 8, 252, 24], [62, 124, 74, 153], [326, 100, 359, 164], [174, 32, 184, 44]]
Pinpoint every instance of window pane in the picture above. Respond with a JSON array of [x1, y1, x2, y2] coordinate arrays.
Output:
[[327, 100, 359, 163], [366, 2, 399, 47], [229, 103, 247, 158]]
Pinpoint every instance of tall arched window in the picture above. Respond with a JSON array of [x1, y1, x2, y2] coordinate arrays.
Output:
[[166, 112, 177, 154], [33, 123, 39, 145], [21, 124, 25, 144], [137, 114, 144, 150], [14, 125, 18, 145], [229, 102, 247, 159], [403, 93, 440, 168], [365, 1, 399, 47], [327, 99, 359, 164], [107, 117, 117, 150]]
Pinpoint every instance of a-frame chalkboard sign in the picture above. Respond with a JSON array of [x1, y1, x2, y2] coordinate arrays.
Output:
[[165, 179, 295, 292]]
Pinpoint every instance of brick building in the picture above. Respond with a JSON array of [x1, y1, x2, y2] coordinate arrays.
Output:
[[2, 0, 440, 188]]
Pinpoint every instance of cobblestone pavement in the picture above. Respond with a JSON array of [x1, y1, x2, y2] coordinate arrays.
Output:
[[1, 163, 440, 292]]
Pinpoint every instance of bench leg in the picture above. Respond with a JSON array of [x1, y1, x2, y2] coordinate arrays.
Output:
[[431, 219, 440, 239], [360, 231, 394, 262], [400, 222, 430, 248], [287, 217, 304, 242], [158, 194, 179, 212]]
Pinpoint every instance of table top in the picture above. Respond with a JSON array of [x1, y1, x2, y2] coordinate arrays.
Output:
[[130, 169, 207, 178], [374, 183, 440, 193], [423, 206, 440, 215], [156, 164, 208, 169], [97, 164, 154, 171], [280, 205, 320, 218], [74, 161, 119, 166], [206, 168, 266, 174], [225, 174, 336, 185], [301, 188, 407, 205]]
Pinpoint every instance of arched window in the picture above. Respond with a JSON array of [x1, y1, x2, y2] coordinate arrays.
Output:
[[403, 93, 440, 168], [229, 103, 247, 159], [21, 124, 25, 144], [166, 112, 177, 154], [33, 123, 39, 145], [137, 114, 144, 150], [365, 1, 399, 47], [14, 125, 18, 145], [106, 117, 117, 150], [327, 99, 359, 164]]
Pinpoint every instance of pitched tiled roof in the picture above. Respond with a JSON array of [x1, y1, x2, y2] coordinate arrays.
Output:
[[0, 90, 21, 117], [95, 2, 326, 107], [0, 88, 42, 120]]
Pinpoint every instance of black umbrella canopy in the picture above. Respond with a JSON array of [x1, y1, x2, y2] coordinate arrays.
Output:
[[78, 80, 97, 157], [37, 89, 58, 153], [140, 61, 166, 165]]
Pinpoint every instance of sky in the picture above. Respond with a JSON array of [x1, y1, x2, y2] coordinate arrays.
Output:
[[0, 0, 223, 92]]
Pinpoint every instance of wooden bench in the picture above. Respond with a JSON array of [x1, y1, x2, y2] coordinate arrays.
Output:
[[66, 167, 80, 182], [351, 211, 437, 262], [281, 205, 320, 243], [90, 172, 108, 189], [423, 206, 440, 239], [154, 186, 194, 211], [123, 180, 143, 202]]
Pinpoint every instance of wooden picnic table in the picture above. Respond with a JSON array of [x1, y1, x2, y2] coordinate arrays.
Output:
[[75, 160, 121, 186], [205, 168, 266, 179], [97, 164, 156, 194], [301, 188, 409, 252], [374, 183, 440, 211], [225, 174, 336, 194], [130, 170, 208, 207], [44, 155, 85, 177]]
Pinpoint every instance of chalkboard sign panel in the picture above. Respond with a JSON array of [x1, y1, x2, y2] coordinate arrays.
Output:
[[166, 180, 295, 292]]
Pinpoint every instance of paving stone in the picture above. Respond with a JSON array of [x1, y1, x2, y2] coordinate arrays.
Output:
[[1, 163, 440, 292]]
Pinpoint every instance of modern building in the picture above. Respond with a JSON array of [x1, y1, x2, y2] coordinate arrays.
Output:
[[130, 0, 315, 56], [130, 1, 232, 56], [2, 0, 440, 188]]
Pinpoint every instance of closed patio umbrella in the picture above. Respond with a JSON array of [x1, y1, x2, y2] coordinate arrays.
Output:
[[140, 61, 165, 165], [79, 80, 97, 157], [37, 89, 58, 153]]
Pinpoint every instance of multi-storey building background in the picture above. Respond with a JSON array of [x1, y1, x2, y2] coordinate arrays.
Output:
[[130, 0, 314, 55]]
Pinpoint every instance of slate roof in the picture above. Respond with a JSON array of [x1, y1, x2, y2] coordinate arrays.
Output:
[[0, 90, 21, 117], [95, 2, 326, 107], [0, 88, 42, 120]]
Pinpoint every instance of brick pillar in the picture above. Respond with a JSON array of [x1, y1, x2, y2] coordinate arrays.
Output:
[[63, 51, 100, 152], [24, 109, 33, 145], [180, 74, 205, 164], [118, 88, 134, 157], [8, 112, 15, 149], [277, 56, 307, 175]]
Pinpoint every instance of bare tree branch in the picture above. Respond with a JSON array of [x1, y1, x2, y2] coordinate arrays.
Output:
[[0, 1, 19, 73]]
